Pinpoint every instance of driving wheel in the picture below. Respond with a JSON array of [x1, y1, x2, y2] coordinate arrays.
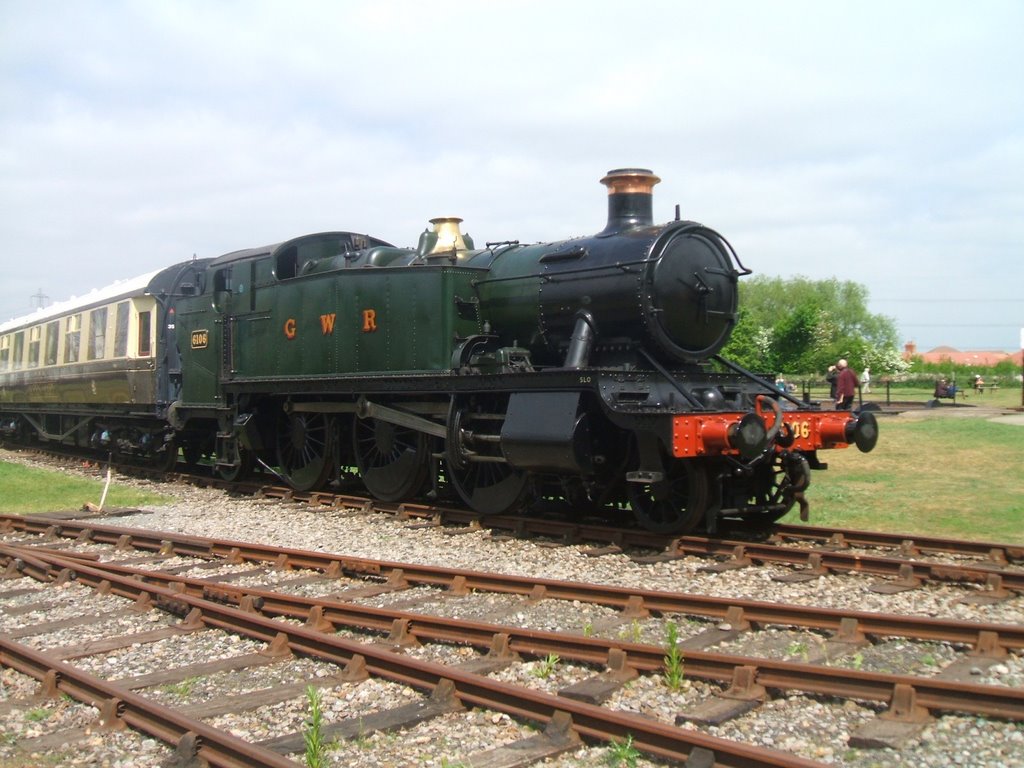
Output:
[[448, 460, 532, 516], [276, 411, 334, 491], [353, 416, 429, 501], [446, 397, 532, 516]]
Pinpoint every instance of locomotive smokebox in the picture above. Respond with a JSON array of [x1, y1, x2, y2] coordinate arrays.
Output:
[[475, 167, 744, 367], [599, 168, 661, 235]]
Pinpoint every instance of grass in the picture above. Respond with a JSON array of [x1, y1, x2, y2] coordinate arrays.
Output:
[[781, 410, 1024, 543], [0, 458, 172, 514]]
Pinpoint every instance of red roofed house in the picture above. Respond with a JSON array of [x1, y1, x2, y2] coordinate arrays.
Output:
[[903, 342, 1019, 367]]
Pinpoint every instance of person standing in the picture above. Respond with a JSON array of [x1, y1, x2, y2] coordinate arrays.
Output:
[[826, 365, 839, 400], [835, 359, 858, 410], [861, 366, 871, 394]]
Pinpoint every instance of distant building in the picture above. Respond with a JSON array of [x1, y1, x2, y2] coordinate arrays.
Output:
[[903, 341, 1023, 367]]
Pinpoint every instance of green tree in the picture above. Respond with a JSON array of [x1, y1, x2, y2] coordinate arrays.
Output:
[[721, 275, 900, 377], [721, 306, 771, 370], [770, 300, 828, 373]]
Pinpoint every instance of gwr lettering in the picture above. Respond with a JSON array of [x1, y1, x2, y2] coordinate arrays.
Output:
[[362, 309, 377, 332], [320, 313, 336, 335]]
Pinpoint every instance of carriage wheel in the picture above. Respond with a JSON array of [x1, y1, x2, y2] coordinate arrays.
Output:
[[628, 461, 709, 534], [152, 437, 180, 472], [352, 417, 429, 501], [276, 411, 334, 491]]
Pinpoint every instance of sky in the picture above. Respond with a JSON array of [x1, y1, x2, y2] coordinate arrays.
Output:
[[1, 0, 1022, 352]]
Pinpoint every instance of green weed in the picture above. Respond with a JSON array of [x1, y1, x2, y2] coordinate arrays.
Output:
[[303, 685, 328, 768], [662, 621, 685, 691], [531, 653, 560, 679], [605, 733, 640, 767], [786, 641, 809, 661], [162, 676, 201, 697], [25, 707, 53, 722]]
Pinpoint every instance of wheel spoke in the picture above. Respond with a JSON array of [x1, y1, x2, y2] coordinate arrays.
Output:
[[276, 411, 333, 492], [353, 416, 428, 501]]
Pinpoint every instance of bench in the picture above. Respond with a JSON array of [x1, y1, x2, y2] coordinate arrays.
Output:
[[929, 385, 961, 406]]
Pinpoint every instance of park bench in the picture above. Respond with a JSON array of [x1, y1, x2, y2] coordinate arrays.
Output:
[[929, 383, 961, 406]]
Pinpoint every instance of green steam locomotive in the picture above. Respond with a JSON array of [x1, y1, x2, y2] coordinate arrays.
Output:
[[1, 169, 877, 533]]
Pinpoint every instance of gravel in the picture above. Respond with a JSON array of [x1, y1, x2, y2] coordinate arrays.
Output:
[[2, 449, 1022, 767]]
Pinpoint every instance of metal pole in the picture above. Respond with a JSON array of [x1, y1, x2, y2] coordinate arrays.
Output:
[[1019, 328, 1024, 408]]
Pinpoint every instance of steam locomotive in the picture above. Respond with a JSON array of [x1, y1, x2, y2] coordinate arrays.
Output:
[[0, 169, 877, 533]]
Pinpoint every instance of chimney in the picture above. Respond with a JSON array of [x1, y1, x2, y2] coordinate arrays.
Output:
[[599, 168, 660, 235]]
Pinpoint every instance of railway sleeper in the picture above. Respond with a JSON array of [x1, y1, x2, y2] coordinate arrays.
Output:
[[675, 665, 767, 727], [849, 683, 933, 750]]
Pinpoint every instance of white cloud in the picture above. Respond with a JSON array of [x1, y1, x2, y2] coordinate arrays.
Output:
[[1, 0, 1021, 348]]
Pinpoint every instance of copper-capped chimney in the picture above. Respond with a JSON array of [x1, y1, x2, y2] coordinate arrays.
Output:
[[599, 167, 661, 235]]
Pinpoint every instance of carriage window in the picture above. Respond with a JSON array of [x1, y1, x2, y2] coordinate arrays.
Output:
[[88, 307, 108, 360], [44, 321, 59, 365], [27, 326, 41, 368], [138, 311, 152, 357], [114, 301, 130, 357], [64, 314, 81, 363], [12, 331, 24, 370], [0, 335, 10, 372]]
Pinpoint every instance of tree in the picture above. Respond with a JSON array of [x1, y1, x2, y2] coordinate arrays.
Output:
[[720, 275, 901, 377]]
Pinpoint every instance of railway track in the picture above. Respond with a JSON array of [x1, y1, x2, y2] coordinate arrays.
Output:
[[2, 514, 1022, 653], [3, 518, 1023, 767], [11, 444, 1024, 583]]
